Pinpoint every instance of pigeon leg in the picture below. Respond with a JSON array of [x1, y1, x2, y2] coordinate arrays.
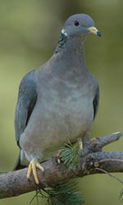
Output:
[[27, 158, 44, 184]]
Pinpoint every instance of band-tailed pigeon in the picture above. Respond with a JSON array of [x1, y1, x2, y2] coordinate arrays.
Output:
[[15, 14, 101, 184]]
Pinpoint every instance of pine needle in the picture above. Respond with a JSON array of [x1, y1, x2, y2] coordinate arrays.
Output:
[[60, 139, 82, 169], [31, 181, 84, 205]]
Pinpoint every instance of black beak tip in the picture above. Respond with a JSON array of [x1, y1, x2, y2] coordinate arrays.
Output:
[[97, 30, 101, 37]]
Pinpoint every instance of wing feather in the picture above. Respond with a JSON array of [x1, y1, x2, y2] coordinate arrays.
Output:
[[15, 71, 37, 147], [93, 86, 99, 120]]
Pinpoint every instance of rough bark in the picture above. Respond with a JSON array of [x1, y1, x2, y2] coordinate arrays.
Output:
[[0, 132, 122, 199]]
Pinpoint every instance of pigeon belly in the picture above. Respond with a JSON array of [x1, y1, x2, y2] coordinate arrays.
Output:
[[20, 85, 94, 163]]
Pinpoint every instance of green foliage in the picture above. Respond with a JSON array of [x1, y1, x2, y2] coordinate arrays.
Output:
[[47, 181, 84, 205], [30, 181, 84, 205], [60, 138, 82, 169]]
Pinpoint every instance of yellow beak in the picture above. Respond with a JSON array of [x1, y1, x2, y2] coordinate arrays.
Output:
[[88, 26, 101, 37]]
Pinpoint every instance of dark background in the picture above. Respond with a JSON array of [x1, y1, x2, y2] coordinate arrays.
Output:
[[0, 0, 122, 204]]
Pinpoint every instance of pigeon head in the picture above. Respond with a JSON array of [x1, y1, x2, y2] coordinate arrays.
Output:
[[55, 14, 101, 53], [62, 14, 101, 38]]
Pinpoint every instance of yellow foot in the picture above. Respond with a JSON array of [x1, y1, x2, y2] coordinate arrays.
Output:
[[56, 151, 61, 164], [27, 158, 44, 184], [90, 137, 97, 142], [73, 138, 83, 152], [77, 138, 83, 151]]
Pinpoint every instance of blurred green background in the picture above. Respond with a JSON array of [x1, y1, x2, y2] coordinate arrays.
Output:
[[0, 0, 122, 204]]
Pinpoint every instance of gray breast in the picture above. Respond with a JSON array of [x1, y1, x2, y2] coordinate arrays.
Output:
[[20, 72, 95, 162]]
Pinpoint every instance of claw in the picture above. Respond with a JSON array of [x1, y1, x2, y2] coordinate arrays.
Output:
[[78, 138, 83, 151], [56, 152, 61, 163], [27, 158, 44, 184], [90, 137, 97, 142]]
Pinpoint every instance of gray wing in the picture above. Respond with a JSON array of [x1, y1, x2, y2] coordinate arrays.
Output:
[[15, 71, 37, 147], [93, 85, 99, 120]]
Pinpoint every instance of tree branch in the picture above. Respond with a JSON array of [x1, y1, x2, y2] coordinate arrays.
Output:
[[0, 132, 122, 199]]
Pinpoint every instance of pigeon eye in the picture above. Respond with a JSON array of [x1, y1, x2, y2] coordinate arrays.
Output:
[[74, 20, 80, 27]]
